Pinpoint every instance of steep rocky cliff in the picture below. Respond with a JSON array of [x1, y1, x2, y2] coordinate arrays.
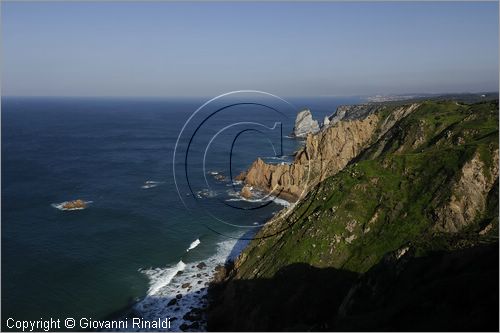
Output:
[[237, 103, 419, 201], [208, 99, 499, 331]]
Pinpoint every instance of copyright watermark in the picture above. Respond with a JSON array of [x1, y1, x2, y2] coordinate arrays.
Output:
[[5, 317, 173, 331]]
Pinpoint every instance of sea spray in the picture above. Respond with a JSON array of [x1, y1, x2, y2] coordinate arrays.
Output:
[[140, 260, 186, 296], [186, 239, 201, 252], [131, 237, 243, 331]]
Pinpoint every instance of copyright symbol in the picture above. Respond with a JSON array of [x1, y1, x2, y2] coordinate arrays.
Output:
[[65, 318, 75, 329]]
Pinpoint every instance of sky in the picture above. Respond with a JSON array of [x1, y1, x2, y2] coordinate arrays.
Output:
[[1, 1, 498, 97]]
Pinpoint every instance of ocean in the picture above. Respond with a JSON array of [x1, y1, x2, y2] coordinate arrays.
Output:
[[1, 95, 361, 331]]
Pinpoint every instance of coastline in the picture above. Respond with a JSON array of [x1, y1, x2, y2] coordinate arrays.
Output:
[[201, 98, 500, 331]]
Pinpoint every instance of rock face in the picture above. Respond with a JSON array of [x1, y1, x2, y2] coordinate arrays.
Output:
[[324, 104, 381, 128], [292, 109, 320, 137], [434, 149, 499, 232], [208, 99, 500, 331], [237, 103, 419, 201]]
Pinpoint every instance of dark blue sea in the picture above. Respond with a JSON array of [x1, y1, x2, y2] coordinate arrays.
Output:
[[1, 94, 361, 330]]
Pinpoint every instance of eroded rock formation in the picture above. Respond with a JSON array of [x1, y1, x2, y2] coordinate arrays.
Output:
[[237, 103, 420, 201], [292, 109, 320, 137], [435, 148, 499, 232]]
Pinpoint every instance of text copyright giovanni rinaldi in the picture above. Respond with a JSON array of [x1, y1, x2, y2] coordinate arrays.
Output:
[[6, 317, 172, 331]]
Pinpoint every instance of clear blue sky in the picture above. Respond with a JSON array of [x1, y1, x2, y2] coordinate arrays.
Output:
[[2, 1, 498, 97]]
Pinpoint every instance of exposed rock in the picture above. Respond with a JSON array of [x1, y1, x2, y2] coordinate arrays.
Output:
[[240, 185, 253, 199], [345, 220, 357, 233], [167, 298, 177, 306], [324, 104, 383, 128], [239, 113, 381, 201], [395, 246, 410, 259], [434, 149, 499, 233], [183, 308, 203, 321], [292, 109, 320, 137], [325, 105, 348, 127], [345, 234, 357, 244], [234, 172, 246, 181], [61, 199, 87, 210], [181, 283, 191, 289], [212, 264, 227, 284], [213, 174, 226, 181], [196, 262, 207, 269], [479, 223, 493, 235]]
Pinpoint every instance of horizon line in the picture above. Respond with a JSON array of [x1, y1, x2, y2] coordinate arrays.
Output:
[[2, 91, 498, 99]]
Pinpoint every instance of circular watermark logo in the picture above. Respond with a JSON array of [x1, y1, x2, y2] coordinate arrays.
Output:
[[173, 90, 316, 239]]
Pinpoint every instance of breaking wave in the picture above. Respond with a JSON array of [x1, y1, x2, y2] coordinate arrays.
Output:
[[186, 239, 201, 252], [130, 237, 243, 331]]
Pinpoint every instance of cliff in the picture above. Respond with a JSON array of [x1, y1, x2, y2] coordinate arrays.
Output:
[[208, 99, 499, 331], [237, 103, 420, 201], [292, 109, 320, 137]]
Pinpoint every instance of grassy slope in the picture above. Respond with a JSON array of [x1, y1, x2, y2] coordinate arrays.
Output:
[[208, 100, 499, 331], [236, 100, 498, 278]]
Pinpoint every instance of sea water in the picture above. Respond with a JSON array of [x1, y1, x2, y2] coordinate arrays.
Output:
[[1, 95, 360, 330]]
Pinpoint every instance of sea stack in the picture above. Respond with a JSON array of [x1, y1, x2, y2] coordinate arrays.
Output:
[[62, 199, 87, 210], [240, 185, 253, 199], [292, 109, 320, 137]]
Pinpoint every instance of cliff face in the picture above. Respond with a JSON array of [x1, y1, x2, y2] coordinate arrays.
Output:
[[208, 99, 499, 331], [434, 150, 499, 232], [238, 103, 420, 201], [292, 109, 320, 137]]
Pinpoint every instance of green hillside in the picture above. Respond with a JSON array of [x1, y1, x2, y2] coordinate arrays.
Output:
[[207, 99, 499, 331]]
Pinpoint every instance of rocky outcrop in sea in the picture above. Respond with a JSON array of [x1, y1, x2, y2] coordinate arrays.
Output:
[[292, 109, 320, 137]]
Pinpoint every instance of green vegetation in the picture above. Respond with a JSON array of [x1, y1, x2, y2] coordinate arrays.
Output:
[[237, 100, 498, 277], [208, 99, 499, 331]]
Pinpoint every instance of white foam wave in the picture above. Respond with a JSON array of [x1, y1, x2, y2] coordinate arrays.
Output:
[[186, 239, 201, 252], [225, 190, 290, 207], [271, 197, 291, 207], [226, 180, 243, 187], [131, 237, 242, 331], [141, 181, 163, 189], [195, 189, 218, 198]]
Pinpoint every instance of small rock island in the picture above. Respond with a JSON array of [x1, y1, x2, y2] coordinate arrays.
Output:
[[61, 199, 87, 210], [291, 109, 320, 137]]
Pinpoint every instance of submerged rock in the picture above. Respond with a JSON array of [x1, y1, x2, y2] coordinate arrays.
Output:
[[240, 185, 253, 199], [323, 115, 330, 127]]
